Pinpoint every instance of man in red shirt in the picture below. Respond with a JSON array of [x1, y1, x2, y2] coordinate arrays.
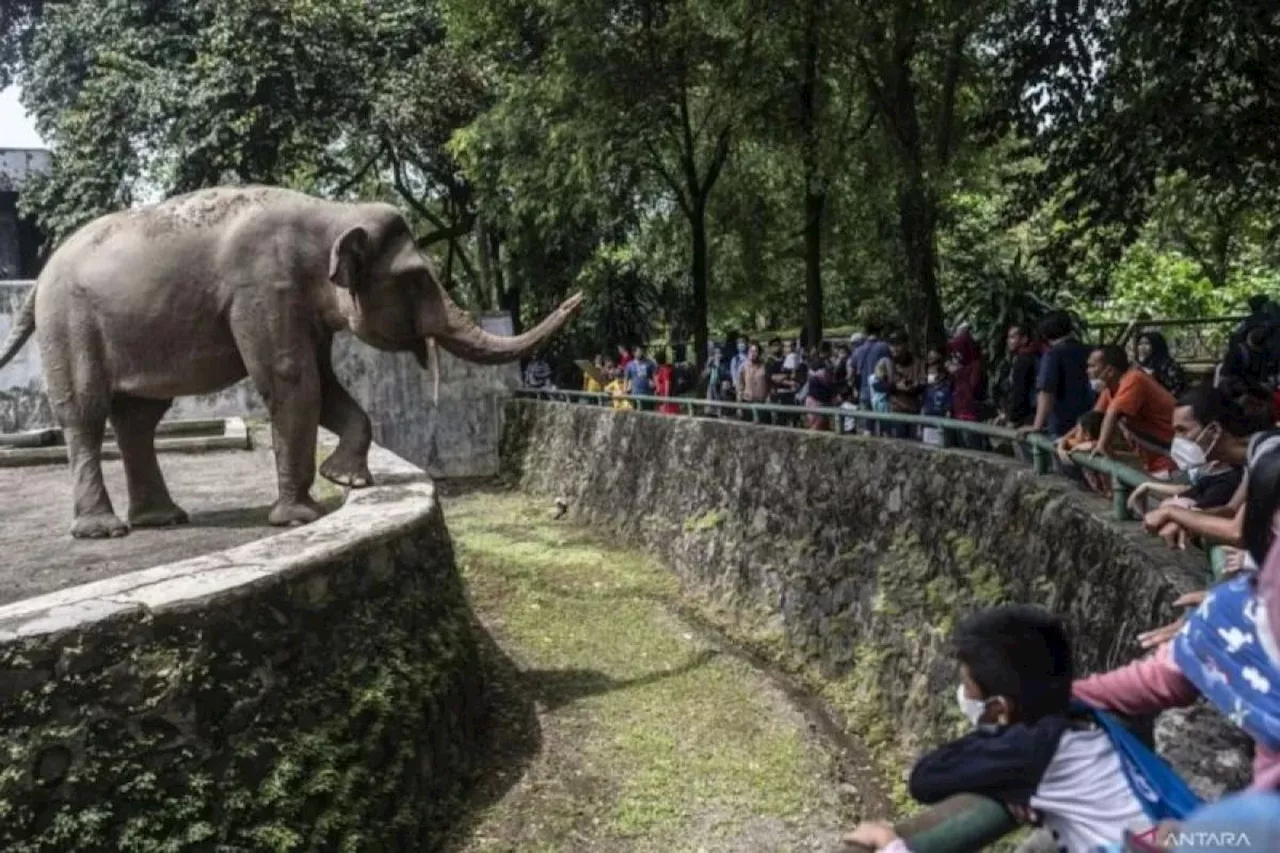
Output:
[[1087, 345, 1177, 476]]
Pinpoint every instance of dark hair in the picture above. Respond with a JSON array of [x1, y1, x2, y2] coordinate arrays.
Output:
[[1077, 410, 1105, 439], [888, 331, 910, 347], [1243, 446, 1280, 567], [768, 337, 782, 348], [1249, 294, 1270, 313], [1008, 323, 1032, 339], [864, 319, 885, 337], [1137, 331, 1172, 366], [1038, 310, 1074, 342], [1176, 383, 1254, 437], [953, 605, 1073, 723], [1098, 344, 1130, 373], [656, 350, 669, 366]]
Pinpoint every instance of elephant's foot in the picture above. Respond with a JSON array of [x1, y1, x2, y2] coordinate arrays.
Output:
[[129, 503, 190, 528], [319, 450, 373, 488], [268, 497, 325, 527], [71, 512, 130, 539]]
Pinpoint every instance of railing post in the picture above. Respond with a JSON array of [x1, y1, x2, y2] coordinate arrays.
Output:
[[1031, 442, 1050, 476], [1112, 473, 1131, 521], [751, 406, 760, 424]]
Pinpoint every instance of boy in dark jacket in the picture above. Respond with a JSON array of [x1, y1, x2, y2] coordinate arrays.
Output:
[[845, 606, 1153, 853]]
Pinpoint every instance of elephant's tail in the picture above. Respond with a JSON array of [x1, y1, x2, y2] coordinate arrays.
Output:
[[0, 281, 36, 371]]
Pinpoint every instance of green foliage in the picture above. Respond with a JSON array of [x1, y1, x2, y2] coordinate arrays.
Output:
[[5, 0, 1280, 354]]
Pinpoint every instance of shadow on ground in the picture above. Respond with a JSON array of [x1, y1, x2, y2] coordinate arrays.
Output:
[[441, 628, 720, 851], [525, 648, 719, 712], [183, 495, 345, 529]]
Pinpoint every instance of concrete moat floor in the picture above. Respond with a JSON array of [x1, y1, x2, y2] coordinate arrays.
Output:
[[0, 442, 344, 605], [443, 487, 863, 853]]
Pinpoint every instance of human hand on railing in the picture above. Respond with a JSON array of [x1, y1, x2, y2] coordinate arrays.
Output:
[[842, 820, 899, 851], [1015, 424, 1042, 438], [1158, 520, 1189, 550], [1055, 439, 1077, 466], [1138, 590, 1206, 650], [1127, 482, 1152, 515]]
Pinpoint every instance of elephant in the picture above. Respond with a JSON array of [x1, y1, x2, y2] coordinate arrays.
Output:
[[0, 185, 582, 539]]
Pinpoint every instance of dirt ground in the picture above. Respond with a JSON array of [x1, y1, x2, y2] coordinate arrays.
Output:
[[0, 442, 341, 605], [442, 487, 873, 853]]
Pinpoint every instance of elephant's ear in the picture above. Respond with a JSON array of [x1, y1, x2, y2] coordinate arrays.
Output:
[[329, 226, 370, 291]]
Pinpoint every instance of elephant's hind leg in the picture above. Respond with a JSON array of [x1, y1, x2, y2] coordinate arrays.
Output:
[[110, 395, 188, 528], [51, 386, 127, 539], [317, 354, 373, 488]]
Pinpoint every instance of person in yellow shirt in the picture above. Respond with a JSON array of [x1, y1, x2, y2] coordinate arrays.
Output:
[[604, 364, 632, 410], [584, 354, 607, 393]]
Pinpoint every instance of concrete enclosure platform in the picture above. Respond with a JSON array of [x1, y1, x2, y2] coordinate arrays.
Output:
[[0, 421, 491, 851], [0, 418, 289, 604]]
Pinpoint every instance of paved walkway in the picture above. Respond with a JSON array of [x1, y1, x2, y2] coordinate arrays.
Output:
[[444, 487, 858, 853]]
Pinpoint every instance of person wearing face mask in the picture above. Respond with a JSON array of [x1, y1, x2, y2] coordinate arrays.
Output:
[[1073, 450, 1280, 797], [1141, 397, 1280, 568], [1126, 385, 1253, 525], [1079, 345, 1178, 477], [843, 606, 1193, 853]]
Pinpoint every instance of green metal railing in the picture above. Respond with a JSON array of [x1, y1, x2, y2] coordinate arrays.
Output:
[[518, 387, 1153, 522]]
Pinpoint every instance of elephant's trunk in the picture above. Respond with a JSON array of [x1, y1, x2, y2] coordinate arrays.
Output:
[[426, 286, 583, 365]]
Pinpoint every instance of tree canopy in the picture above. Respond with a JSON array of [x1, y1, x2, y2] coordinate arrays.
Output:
[[3, 0, 1277, 364]]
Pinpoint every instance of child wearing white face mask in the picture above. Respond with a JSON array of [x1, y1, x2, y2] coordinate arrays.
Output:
[[845, 606, 1198, 853]]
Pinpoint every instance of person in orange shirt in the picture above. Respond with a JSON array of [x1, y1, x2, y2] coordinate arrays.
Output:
[[1085, 345, 1177, 476]]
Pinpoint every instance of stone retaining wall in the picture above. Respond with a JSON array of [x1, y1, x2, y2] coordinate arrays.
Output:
[[502, 400, 1251, 797], [0, 439, 489, 851]]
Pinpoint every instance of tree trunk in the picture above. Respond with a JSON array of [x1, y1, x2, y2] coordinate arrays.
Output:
[[804, 187, 825, 347], [800, 0, 825, 347], [690, 202, 710, 368], [899, 175, 946, 350], [880, 16, 946, 353], [496, 235, 522, 335], [475, 216, 495, 309]]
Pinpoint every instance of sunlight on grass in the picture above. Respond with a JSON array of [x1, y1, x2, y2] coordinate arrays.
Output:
[[448, 491, 833, 847]]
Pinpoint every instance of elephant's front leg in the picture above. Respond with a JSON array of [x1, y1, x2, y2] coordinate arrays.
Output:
[[231, 297, 325, 527], [317, 353, 373, 488]]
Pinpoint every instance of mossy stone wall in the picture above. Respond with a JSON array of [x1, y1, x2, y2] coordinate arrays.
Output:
[[0, 508, 487, 853], [501, 401, 1245, 797]]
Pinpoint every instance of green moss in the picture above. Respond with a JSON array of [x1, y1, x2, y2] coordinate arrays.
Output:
[[0, 543, 484, 853], [683, 509, 725, 533], [447, 492, 837, 848]]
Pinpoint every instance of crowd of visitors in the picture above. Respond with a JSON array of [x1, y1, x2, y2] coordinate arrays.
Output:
[[522, 294, 1280, 853], [543, 294, 1280, 501]]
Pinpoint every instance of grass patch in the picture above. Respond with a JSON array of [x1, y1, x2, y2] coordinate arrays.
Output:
[[447, 491, 840, 850]]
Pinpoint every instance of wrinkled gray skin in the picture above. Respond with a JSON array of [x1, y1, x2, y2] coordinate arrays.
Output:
[[0, 186, 582, 538]]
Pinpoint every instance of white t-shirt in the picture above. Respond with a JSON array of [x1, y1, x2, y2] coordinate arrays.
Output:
[[1029, 728, 1150, 853]]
